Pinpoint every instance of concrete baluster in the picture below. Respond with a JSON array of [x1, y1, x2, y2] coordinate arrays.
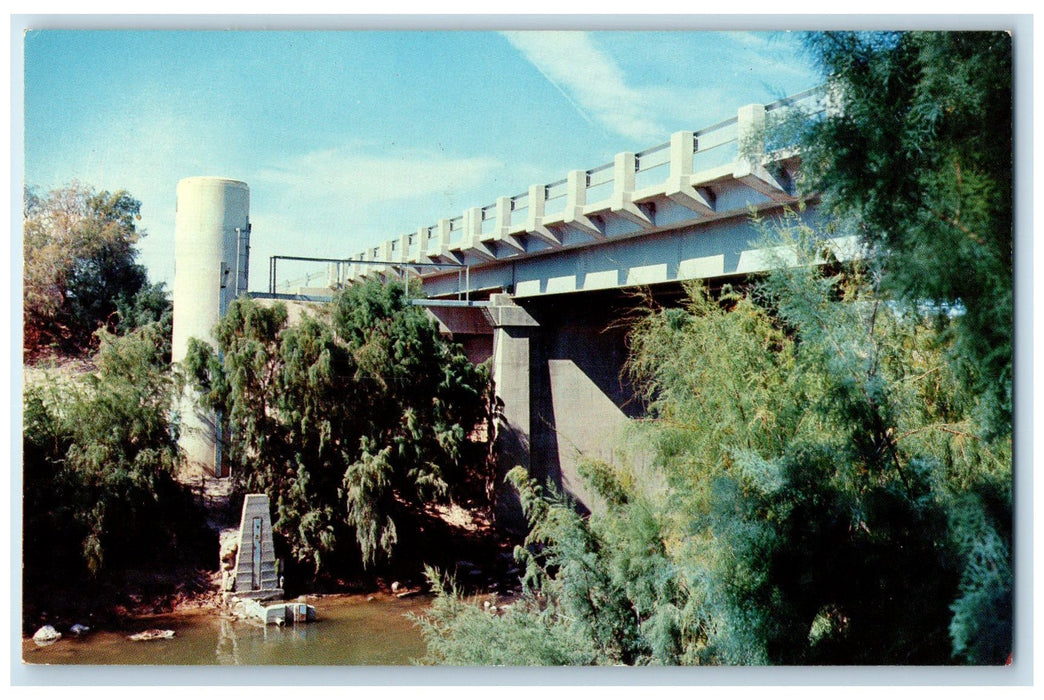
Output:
[[670, 130, 695, 179], [398, 233, 410, 264], [465, 207, 481, 243], [565, 169, 604, 239], [735, 103, 790, 200], [416, 226, 430, 262], [737, 103, 767, 163], [465, 206, 496, 260], [438, 218, 451, 255], [496, 195, 525, 253], [436, 218, 462, 264], [610, 151, 653, 228], [525, 183, 561, 248], [666, 130, 715, 214], [379, 240, 394, 278]]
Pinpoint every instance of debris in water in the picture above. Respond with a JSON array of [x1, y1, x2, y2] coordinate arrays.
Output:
[[128, 629, 175, 642]]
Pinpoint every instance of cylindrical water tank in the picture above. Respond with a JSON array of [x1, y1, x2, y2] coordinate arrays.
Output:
[[172, 177, 250, 478]]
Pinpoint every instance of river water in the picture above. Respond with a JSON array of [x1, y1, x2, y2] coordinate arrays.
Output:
[[21, 593, 431, 666]]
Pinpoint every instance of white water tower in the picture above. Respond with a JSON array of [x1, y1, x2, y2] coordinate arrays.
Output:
[[172, 177, 250, 478]]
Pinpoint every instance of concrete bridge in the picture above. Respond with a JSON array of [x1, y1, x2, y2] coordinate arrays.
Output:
[[271, 88, 859, 516]]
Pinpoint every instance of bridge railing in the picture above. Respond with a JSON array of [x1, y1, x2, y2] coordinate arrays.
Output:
[[584, 162, 616, 205], [766, 85, 827, 117], [508, 191, 529, 229], [764, 86, 829, 155], [543, 178, 569, 218], [345, 86, 825, 278], [634, 140, 672, 191], [692, 117, 739, 172]]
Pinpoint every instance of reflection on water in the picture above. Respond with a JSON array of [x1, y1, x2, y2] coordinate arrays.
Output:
[[216, 618, 238, 665], [22, 593, 431, 666]]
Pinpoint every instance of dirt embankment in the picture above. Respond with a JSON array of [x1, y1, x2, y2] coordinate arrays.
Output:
[[23, 567, 222, 636]]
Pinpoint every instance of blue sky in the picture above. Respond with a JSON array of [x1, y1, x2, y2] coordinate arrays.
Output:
[[23, 29, 822, 290]]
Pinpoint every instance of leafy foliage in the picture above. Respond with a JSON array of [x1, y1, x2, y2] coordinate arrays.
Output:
[[417, 223, 1010, 665], [798, 31, 1013, 433], [114, 281, 174, 364], [23, 184, 149, 359], [412, 564, 597, 666], [185, 280, 491, 576], [413, 30, 1012, 667], [23, 326, 206, 590]]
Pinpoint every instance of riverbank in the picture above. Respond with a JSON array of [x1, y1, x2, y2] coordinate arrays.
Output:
[[23, 496, 523, 640], [22, 568, 215, 642]]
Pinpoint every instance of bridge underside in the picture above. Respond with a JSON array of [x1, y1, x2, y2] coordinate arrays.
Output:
[[431, 286, 652, 519], [429, 270, 829, 523], [423, 208, 857, 522]]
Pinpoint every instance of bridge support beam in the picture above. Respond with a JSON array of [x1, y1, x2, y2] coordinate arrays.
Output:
[[486, 294, 541, 529], [481, 290, 651, 522]]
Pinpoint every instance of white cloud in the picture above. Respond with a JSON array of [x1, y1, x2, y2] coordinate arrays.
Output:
[[254, 146, 503, 205], [716, 31, 819, 86], [502, 31, 668, 143], [503, 31, 821, 144], [24, 102, 241, 288], [244, 145, 507, 265]]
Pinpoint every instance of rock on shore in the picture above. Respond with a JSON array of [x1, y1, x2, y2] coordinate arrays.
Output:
[[32, 626, 61, 646]]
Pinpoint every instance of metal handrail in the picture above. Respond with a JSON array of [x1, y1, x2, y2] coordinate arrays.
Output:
[[267, 255, 472, 302]]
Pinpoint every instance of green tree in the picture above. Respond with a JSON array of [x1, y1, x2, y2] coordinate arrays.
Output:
[[413, 555, 598, 666], [417, 30, 1012, 665], [23, 184, 148, 359], [23, 324, 207, 626], [799, 31, 1013, 433], [113, 281, 174, 364], [415, 221, 1011, 665], [185, 280, 490, 576]]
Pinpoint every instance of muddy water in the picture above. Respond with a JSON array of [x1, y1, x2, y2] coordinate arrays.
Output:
[[22, 593, 431, 666]]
